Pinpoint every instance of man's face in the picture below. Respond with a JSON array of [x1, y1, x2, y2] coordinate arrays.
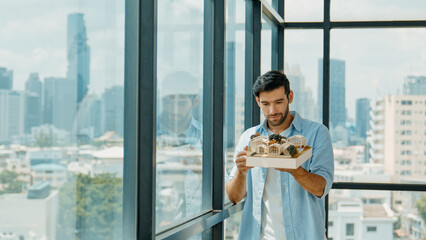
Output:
[[162, 94, 195, 122], [256, 86, 293, 127]]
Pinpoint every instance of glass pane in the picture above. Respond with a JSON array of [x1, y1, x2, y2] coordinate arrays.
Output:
[[261, 15, 273, 75], [260, 14, 274, 123], [331, 0, 426, 21], [330, 29, 426, 183], [156, 0, 204, 232], [284, 30, 323, 123], [0, 1, 124, 239], [225, 210, 243, 239], [285, 0, 323, 22], [224, 0, 245, 203], [329, 190, 426, 239]]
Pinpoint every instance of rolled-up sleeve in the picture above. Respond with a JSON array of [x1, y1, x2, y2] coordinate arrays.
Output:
[[309, 125, 334, 199]]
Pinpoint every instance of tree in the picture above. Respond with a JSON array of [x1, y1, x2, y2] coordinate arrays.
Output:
[[56, 173, 123, 240], [33, 131, 57, 147], [416, 194, 426, 223], [0, 170, 25, 194]]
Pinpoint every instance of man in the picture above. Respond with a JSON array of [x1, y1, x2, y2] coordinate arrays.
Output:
[[226, 70, 334, 240], [156, 71, 203, 230], [157, 71, 202, 150]]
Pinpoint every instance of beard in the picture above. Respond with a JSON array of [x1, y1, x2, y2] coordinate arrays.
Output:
[[266, 104, 289, 127]]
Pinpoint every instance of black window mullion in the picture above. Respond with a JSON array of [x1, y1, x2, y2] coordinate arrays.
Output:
[[202, 0, 214, 214], [271, 0, 284, 70], [323, 0, 331, 238], [212, 0, 226, 239], [123, 0, 140, 238], [278, 0, 284, 70], [245, 0, 262, 129], [123, 0, 158, 239]]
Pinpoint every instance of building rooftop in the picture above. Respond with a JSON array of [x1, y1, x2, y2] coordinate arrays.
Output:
[[93, 146, 123, 159], [363, 204, 394, 218], [32, 164, 65, 171]]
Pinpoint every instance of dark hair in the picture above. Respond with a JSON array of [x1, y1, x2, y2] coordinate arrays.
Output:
[[252, 70, 291, 98]]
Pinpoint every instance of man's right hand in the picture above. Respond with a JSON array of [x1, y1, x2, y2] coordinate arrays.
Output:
[[235, 146, 253, 175]]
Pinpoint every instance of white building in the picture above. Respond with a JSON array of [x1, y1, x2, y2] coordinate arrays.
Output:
[[328, 200, 397, 240], [28, 149, 63, 167], [91, 146, 124, 177], [0, 90, 25, 144], [367, 98, 385, 164], [0, 190, 58, 240], [31, 164, 66, 188], [382, 95, 426, 181]]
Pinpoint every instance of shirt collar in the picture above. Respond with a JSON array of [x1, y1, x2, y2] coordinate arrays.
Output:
[[258, 111, 303, 134]]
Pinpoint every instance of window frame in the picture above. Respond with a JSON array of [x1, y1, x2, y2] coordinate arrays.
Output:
[[123, 0, 426, 239]]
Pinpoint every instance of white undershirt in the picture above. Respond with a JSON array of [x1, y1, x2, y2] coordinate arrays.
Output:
[[260, 127, 290, 240]]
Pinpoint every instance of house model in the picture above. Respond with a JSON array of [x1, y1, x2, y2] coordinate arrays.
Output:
[[248, 133, 307, 158]]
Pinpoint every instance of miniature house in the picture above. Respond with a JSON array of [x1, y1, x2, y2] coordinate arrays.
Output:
[[251, 135, 268, 150], [255, 144, 268, 154], [268, 143, 282, 155], [288, 135, 306, 148]]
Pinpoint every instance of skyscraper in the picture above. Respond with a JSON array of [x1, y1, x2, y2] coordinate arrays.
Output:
[[26, 73, 42, 96], [403, 75, 426, 95], [25, 73, 43, 133], [318, 59, 346, 128], [355, 98, 371, 138], [286, 64, 318, 121], [102, 86, 124, 136], [76, 94, 102, 141], [43, 77, 77, 132], [0, 67, 13, 90], [0, 90, 25, 143], [67, 13, 90, 104]]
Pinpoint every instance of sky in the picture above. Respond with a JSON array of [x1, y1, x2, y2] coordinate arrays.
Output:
[[0, 0, 125, 95], [0, 0, 425, 119]]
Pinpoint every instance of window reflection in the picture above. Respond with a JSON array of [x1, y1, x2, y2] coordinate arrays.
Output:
[[156, 0, 204, 231]]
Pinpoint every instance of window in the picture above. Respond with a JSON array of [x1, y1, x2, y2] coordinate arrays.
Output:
[[0, 1, 125, 238], [346, 223, 355, 236], [367, 226, 377, 232], [328, 221, 334, 227], [401, 100, 413, 105], [156, 0, 204, 231]]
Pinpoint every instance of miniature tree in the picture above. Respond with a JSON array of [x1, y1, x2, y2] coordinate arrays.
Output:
[[269, 134, 287, 143], [286, 145, 298, 157], [250, 132, 260, 139]]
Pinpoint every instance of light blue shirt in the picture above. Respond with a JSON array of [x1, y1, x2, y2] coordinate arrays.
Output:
[[229, 111, 334, 240]]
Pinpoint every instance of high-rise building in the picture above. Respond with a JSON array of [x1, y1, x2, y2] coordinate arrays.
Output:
[[43, 77, 77, 132], [355, 98, 371, 138], [76, 94, 102, 141], [0, 90, 25, 143], [403, 75, 426, 95], [25, 92, 42, 134], [67, 13, 90, 104], [26, 73, 42, 96], [286, 64, 318, 121], [102, 86, 124, 136], [382, 95, 426, 181], [0, 67, 13, 90], [25, 73, 43, 133], [318, 58, 346, 128], [366, 98, 385, 164]]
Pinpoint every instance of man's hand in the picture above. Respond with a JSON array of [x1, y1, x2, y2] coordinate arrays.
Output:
[[226, 146, 253, 203], [235, 146, 254, 175]]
